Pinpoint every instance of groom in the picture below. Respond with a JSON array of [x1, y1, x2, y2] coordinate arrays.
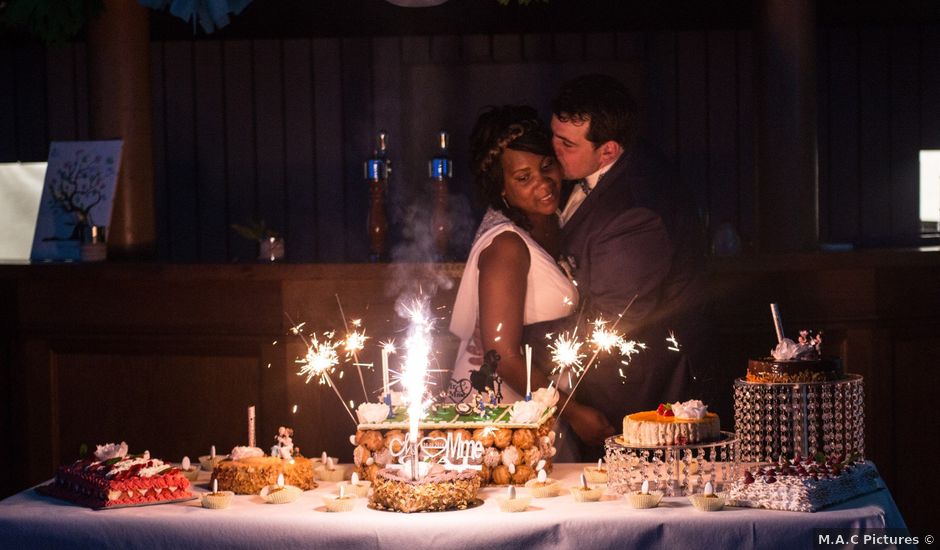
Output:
[[527, 74, 717, 458]]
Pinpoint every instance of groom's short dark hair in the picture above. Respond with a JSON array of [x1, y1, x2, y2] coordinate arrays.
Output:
[[552, 73, 637, 150]]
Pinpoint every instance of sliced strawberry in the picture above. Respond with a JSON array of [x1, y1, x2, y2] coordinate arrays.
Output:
[[663, 408, 674, 417]]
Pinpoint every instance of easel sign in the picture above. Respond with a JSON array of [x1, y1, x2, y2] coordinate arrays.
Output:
[[30, 140, 123, 261]]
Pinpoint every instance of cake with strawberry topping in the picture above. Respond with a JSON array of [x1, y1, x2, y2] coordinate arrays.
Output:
[[49, 442, 192, 508], [622, 400, 721, 446], [726, 453, 881, 512]]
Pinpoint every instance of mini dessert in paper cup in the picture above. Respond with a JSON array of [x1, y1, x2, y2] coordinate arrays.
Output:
[[315, 465, 348, 482], [626, 491, 663, 509], [524, 478, 560, 498], [324, 495, 356, 512], [688, 493, 725, 511], [583, 465, 608, 484], [201, 491, 234, 509], [260, 484, 302, 504], [497, 496, 532, 512], [180, 468, 200, 482], [340, 480, 371, 498], [199, 455, 226, 472], [570, 485, 604, 502]]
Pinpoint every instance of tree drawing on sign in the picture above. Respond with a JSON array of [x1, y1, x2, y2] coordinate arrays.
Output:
[[43, 148, 117, 241]]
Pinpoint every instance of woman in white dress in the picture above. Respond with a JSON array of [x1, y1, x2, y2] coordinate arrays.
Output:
[[450, 106, 612, 451]]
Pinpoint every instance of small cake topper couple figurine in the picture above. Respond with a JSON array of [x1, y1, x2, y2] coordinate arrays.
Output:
[[271, 426, 294, 460]]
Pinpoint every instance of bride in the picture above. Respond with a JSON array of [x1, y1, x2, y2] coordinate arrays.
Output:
[[449, 105, 615, 451]]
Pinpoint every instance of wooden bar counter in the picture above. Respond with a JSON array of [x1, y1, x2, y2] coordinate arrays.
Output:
[[1, 249, 937, 531]]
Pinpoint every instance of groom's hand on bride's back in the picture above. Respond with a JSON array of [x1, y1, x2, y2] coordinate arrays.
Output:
[[566, 402, 617, 446]]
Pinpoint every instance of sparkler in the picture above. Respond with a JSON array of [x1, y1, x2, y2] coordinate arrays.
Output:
[[556, 295, 640, 420], [287, 313, 358, 426], [336, 294, 370, 402], [399, 297, 436, 480]]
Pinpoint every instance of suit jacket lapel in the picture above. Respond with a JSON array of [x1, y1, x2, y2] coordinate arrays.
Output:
[[561, 151, 631, 241]]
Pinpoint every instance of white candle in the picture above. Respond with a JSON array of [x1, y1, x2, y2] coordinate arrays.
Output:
[[326, 457, 335, 471], [381, 348, 390, 397], [507, 485, 516, 500], [580, 473, 588, 489], [248, 405, 256, 448], [641, 480, 649, 495], [340, 484, 346, 498], [525, 344, 532, 397], [704, 481, 714, 496], [210, 445, 216, 458], [277, 473, 285, 487], [181, 456, 191, 470], [212, 479, 218, 493], [321, 451, 328, 463], [597, 458, 603, 470], [351, 472, 359, 486], [537, 469, 547, 483]]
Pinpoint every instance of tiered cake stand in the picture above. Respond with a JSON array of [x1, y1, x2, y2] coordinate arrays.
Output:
[[734, 374, 865, 464], [604, 432, 738, 497]]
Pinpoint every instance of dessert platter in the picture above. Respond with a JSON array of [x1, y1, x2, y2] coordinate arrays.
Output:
[[734, 312, 865, 464], [605, 400, 738, 497], [37, 442, 195, 509]]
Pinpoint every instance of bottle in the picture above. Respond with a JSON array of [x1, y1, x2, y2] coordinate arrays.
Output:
[[428, 130, 451, 261], [364, 131, 391, 262]]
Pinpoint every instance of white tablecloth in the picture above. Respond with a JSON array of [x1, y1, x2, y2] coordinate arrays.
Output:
[[0, 463, 907, 550]]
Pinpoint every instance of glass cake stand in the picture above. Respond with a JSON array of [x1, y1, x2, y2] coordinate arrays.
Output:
[[733, 374, 865, 464], [604, 432, 738, 497]]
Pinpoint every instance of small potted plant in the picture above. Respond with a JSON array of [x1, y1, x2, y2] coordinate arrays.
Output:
[[231, 219, 285, 262]]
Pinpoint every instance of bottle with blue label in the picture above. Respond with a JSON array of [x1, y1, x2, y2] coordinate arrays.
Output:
[[364, 131, 390, 262], [429, 130, 451, 261]]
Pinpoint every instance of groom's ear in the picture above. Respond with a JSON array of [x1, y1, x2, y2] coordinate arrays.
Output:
[[597, 140, 623, 164]]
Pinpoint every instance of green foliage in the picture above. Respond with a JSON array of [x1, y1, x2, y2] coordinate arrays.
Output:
[[0, 0, 104, 44], [231, 218, 279, 241]]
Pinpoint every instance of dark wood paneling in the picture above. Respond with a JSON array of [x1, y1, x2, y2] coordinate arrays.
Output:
[[151, 42, 170, 260], [677, 31, 708, 219], [341, 37, 373, 263], [254, 40, 288, 245], [163, 41, 199, 262], [223, 40, 258, 262], [193, 41, 229, 262], [817, 27, 831, 243], [283, 39, 317, 263], [889, 27, 920, 239], [707, 31, 739, 230], [858, 27, 891, 242], [312, 37, 345, 262], [735, 30, 755, 243], [826, 27, 861, 242]]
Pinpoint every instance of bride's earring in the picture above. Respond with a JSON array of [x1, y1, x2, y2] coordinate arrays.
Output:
[[502, 195, 511, 209]]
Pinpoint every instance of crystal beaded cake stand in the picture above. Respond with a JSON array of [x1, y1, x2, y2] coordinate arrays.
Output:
[[604, 432, 738, 497], [733, 374, 865, 464]]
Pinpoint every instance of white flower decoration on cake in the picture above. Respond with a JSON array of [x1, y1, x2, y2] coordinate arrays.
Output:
[[94, 441, 128, 462], [671, 400, 708, 420], [771, 338, 818, 361], [531, 387, 559, 409], [356, 402, 390, 424], [509, 399, 543, 424], [230, 446, 264, 460]]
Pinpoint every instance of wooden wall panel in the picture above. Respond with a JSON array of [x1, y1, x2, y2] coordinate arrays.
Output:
[[283, 39, 317, 263], [825, 27, 860, 243], [312, 38, 345, 262], [163, 41, 198, 262], [889, 27, 921, 239], [223, 40, 258, 263], [340, 38, 373, 263], [858, 27, 891, 243], [253, 40, 288, 246], [735, 30, 755, 243], [14, 44, 47, 161], [677, 31, 708, 220], [707, 31, 739, 231], [151, 42, 170, 260], [44, 45, 79, 142], [193, 41, 228, 262]]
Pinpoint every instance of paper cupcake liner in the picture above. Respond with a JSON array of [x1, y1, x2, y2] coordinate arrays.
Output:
[[341, 481, 370, 498], [569, 486, 604, 502], [260, 485, 302, 504], [198, 455, 226, 472], [497, 496, 531, 512], [315, 467, 347, 482], [524, 479, 560, 498], [689, 494, 725, 512], [180, 468, 200, 482], [626, 491, 663, 509], [324, 496, 356, 512], [201, 491, 234, 509], [582, 468, 609, 484]]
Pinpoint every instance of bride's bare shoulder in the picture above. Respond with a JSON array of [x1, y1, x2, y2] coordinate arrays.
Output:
[[479, 230, 529, 268]]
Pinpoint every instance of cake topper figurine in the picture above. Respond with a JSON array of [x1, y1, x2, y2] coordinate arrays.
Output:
[[271, 426, 294, 460]]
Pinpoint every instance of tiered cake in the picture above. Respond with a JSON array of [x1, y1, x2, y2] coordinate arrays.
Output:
[[735, 328, 865, 463]]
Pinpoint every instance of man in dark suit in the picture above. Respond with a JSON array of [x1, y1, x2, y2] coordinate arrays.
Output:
[[527, 74, 717, 459]]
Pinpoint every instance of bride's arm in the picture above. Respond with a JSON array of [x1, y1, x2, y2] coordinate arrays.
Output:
[[478, 232, 615, 446]]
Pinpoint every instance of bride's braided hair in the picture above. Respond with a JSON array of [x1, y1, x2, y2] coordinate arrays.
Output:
[[469, 105, 554, 230]]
